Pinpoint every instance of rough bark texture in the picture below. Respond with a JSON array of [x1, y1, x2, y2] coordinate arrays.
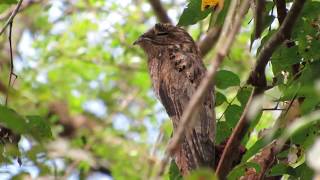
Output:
[[134, 23, 215, 176]]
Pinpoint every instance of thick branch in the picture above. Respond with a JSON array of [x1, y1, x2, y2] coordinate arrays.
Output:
[[274, 0, 287, 24], [156, 0, 251, 176], [216, 0, 306, 179], [254, 0, 266, 39], [198, 26, 222, 57], [148, 0, 172, 24]]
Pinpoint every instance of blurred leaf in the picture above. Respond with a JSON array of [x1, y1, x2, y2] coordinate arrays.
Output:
[[215, 70, 240, 89], [214, 0, 231, 26], [291, 122, 320, 149], [169, 161, 183, 180], [185, 168, 217, 180], [267, 163, 296, 177], [178, 0, 211, 26], [26, 116, 52, 141], [1, 0, 17, 4], [0, 105, 28, 134], [294, 163, 314, 179]]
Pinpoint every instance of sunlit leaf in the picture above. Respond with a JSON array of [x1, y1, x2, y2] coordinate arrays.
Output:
[[215, 70, 240, 89]]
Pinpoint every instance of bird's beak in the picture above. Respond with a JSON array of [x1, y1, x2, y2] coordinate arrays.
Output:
[[133, 35, 151, 45], [133, 37, 142, 45]]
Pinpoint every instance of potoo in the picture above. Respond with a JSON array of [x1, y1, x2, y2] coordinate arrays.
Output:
[[134, 23, 215, 175]]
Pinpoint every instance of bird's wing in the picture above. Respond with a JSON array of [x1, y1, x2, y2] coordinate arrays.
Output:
[[158, 52, 215, 173]]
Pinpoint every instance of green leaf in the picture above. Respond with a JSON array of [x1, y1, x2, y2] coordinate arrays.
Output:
[[26, 116, 52, 141], [271, 45, 301, 75], [0, 105, 29, 134], [215, 70, 240, 89], [216, 121, 232, 144], [178, 0, 211, 26], [215, 91, 227, 106], [169, 161, 183, 180], [267, 163, 296, 177], [294, 163, 314, 179], [225, 105, 242, 127], [291, 121, 320, 149], [1, 0, 17, 4], [237, 87, 252, 106], [293, 1, 320, 60], [214, 0, 231, 26], [228, 162, 260, 180], [185, 168, 217, 180]]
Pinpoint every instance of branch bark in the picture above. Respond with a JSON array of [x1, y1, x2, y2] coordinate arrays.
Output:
[[216, 0, 306, 179], [148, 0, 172, 24], [274, 0, 287, 24], [254, 0, 266, 39], [156, 0, 251, 177], [198, 26, 222, 57]]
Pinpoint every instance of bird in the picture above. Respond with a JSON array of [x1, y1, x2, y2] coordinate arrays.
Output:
[[134, 23, 216, 175]]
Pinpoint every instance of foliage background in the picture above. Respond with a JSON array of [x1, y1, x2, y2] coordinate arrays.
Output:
[[0, 0, 319, 179]]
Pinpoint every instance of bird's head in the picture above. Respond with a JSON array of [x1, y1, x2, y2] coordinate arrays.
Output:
[[133, 23, 194, 52]]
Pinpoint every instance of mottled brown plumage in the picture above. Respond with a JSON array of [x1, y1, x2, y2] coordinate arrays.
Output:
[[134, 23, 215, 175]]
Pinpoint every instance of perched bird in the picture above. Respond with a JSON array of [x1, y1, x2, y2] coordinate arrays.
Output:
[[134, 23, 215, 175]]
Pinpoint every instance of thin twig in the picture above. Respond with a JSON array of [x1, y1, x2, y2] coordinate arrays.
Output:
[[156, 0, 251, 177], [216, 0, 306, 179], [5, 22, 17, 106], [0, 0, 24, 36]]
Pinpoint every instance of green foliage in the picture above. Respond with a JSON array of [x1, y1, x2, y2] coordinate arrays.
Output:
[[185, 168, 217, 180], [215, 70, 240, 89], [178, 0, 211, 26], [26, 116, 52, 142], [267, 163, 296, 177], [0, 0, 319, 179], [169, 161, 183, 180], [0, 105, 29, 134], [1, 0, 17, 4], [0, 105, 52, 142]]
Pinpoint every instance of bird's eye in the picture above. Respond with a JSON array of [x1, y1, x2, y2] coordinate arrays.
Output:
[[156, 32, 168, 36]]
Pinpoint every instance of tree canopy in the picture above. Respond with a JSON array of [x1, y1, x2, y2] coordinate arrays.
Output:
[[0, 0, 319, 179]]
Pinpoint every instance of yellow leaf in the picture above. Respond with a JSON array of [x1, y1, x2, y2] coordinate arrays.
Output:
[[201, 0, 224, 11]]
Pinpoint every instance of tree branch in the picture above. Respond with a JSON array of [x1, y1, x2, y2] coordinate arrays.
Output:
[[0, 0, 24, 36], [274, 0, 287, 24], [198, 26, 222, 57], [156, 0, 251, 177], [0, 0, 41, 21], [216, 0, 306, 179], [148, 0, 172, 24], [254, 0, 266, 39]]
